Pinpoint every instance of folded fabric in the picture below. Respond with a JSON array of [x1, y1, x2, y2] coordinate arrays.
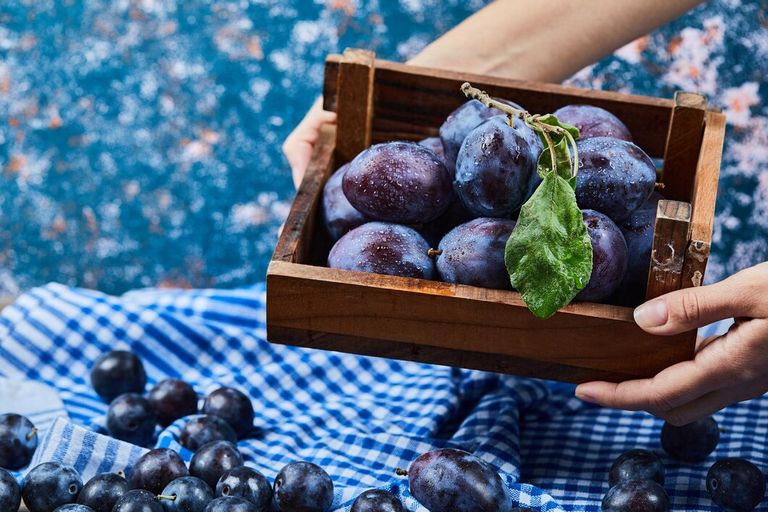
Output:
[[0, 282, 764, 511]]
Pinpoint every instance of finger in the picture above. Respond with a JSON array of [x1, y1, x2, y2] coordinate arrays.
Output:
[[283, 98, 338, 184], [286, 141, 314, 189], [633, 272, 762, 335], [575, 333, 741, 412], [660, 379, 768, 426]]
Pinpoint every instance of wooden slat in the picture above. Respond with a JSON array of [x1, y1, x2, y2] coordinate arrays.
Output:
[[269, 326, 650, 383], [682, 240, 710, 289], [661, 92, 708, 201], [271, 126, 336, 264], [646, 200, 692, 300], [266, 261, 696, 383], [334, 49, 375, 165], [324, 55, 680, 158], [689, 111, 726, 244]]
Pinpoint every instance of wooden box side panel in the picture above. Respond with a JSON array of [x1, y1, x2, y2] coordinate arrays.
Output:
[[324, 56, 676, 158], [267, 261, 696, 382], [681, 111, 726, 288], [268, 326, 653, 383]]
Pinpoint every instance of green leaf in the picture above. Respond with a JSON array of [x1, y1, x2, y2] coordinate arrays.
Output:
[[505, 172, 593, 319], [533, 115, 580, 188], [536, 114, 580, 139], [537, 136, 575, 184]]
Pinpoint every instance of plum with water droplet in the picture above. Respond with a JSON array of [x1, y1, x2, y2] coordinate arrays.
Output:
[[91, 350, 147, 403], [22, 462, 83, 512], [575, 137, 656, 223], [608, 449, 665, 486], [553, 104, 632, 142], [576, 210, 628, 302], [0, 413, 38, 470], [601, 480, 669, 512], [408, 448, 512, 512], [272, 461, 333, 512], [436, 218, 516, 289], [455, 116, 535, 218], [322, 163, 370, 242], [418, 136, 451, 173], [439, 99, 524, 165], [342, 142, 452, 224], [328, 222, 435, 280]]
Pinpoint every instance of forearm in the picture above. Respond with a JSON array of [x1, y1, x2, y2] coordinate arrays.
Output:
[[408, 0, 704, 82]]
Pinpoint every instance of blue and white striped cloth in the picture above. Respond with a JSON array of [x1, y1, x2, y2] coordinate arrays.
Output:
[[0, 283, 764, 511]]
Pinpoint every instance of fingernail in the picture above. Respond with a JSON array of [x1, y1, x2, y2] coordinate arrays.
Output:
[[575, 386, 598, 404], [634, 299, 668, 329]]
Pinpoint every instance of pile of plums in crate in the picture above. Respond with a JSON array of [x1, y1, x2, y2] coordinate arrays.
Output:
[[322, 96, 664, 309], [0, 349, 765, 511]]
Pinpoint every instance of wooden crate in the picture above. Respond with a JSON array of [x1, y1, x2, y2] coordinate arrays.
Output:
[[266, 49, 726, 384]]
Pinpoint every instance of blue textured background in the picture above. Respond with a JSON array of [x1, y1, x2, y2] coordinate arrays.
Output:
[[0, 0, 765, 294]]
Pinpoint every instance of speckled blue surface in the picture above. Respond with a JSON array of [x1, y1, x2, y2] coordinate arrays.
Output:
[[0, 0, 765, 294]]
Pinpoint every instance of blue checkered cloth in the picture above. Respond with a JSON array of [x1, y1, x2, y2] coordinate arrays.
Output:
[[0, 283, 765, 511]]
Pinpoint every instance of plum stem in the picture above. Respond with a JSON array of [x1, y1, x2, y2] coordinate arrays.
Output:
[[395, 467, 408, 476], [26, 428, 37, 441], [655, 182, 666, 190], [156, 495, 177, 501], [461, 82, 580, 178], [427, 248, 442, 258]]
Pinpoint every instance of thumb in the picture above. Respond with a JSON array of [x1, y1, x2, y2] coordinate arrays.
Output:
[[634, 273, 757, 335]]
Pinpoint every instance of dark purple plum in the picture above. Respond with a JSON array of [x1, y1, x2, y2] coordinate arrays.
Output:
[[601, 480, 669, 512], [148, 379, 199, 427], [408, 448, 512, 512], [91, 350, 147, 403], [575, 210, 628, 302], [204, 497, 257, 512], [0, 413, 38, 470], [113, 490, 164, 512], [77, 472, 130, 512], [553, 104, 632, 142], [342, 141, 453, 224], [419, 197, 475, 247], [129, 448, 189, 495], [707, 458, 765, 511], [418, 136, 451, 173], [190, 441, 244, 491], [351, 489, 404, 512], [54, 505, 94, 512], [436, 218, 516, 289], [0, 467, 21, 512], [328, 222, 435, 280], [455, 116, 535, 217], [157, 476, 214, 512], [615, 193, 663, 305], [439, 99, 522, 165], [107, 393, 157, 446], [509, 115, 543, 162], [180, 415, 238, 452], [608, 450, 665, 487], [321, 163, 370, 242], [215, 466, 272, 510], [22, 462, 83, 512], [202, 387, 254, 439], [575, 137, 656, 223], [661, 417, 720, 463], [273, 461, 333, 512]]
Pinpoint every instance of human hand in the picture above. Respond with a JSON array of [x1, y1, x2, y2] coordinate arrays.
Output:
[[575, 262, 768, 425], [282, 97, 337, 189]]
